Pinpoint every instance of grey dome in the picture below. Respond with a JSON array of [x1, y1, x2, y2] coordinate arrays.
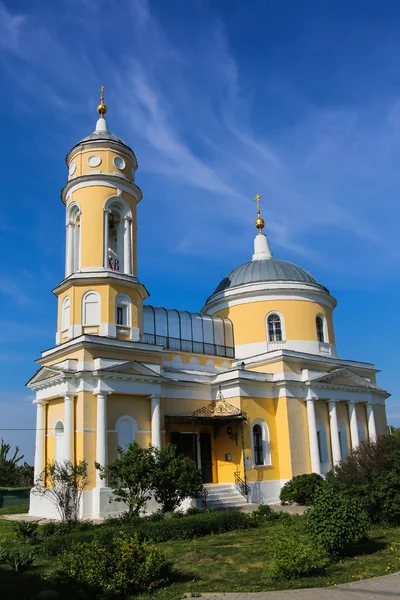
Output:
[[212, 259, 328, 295], [66, 128, 136, 164]]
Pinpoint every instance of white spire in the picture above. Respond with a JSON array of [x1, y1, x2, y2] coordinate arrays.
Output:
[[252, 231, 273, 260], [95, 116, 108, 132]]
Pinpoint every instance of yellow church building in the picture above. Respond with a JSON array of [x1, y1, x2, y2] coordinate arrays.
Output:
[[28, 93, 390, 519]]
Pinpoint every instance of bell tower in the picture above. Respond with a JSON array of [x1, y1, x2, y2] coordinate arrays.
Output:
[[54, 88, 148, 345]]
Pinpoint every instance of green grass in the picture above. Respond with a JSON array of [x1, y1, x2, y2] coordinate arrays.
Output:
[[0, 518, 399, 600], [0, 504, 29, 515]]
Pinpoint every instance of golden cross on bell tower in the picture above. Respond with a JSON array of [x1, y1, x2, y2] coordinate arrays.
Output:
[[97, 85, 107, 117], [254, 194, 265, 232]]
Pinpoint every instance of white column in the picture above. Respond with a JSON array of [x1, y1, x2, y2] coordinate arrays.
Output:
[[151, 396, 161, 448], [103, 209, 110, 268], [65, 221, 74, 276], [34, 401, 47, 482], [366, 402, 377, 442], [64, 394, 74, 463], [328, 400, 341, 466], [306, 394, 321, 474], [95, 391, 109, 487], [347, 401, 359, 450], [124, 216, 133, 275]]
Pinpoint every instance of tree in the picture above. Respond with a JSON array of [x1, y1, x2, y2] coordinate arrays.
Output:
[[151, 443, 203, 513], [0, 439, 33, 487], [96, 443, 154, 516], [33, 460, 88, 525], [327, 432, 400, 524]]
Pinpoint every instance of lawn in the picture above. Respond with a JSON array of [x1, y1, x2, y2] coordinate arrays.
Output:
[[0, 504, 29, 515], [0, 516, 400, 600]]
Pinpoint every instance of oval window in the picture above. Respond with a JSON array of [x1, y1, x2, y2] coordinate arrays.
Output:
[[113, 156, 126, 170], [88, 155, 101, 168]]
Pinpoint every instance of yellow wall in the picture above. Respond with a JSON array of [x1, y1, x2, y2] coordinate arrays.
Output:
[[374, 404, 388, 436], [68, 147, 135, 183], [287, 398, 311, 476], [216, 299, 335, 346]]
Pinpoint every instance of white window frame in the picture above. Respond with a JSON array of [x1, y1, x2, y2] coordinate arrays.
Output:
[[116, 415, 138, 449], [66, 202, 81, 276], [316, 419, 329, 465], [265, 311, 286, 342], [338, 422, 349, 459], [61, 296, 70, 331], [104, 197, 132, 275], [316, 313, 329, 344], [251, 419, 271, 467], [115, 293, 131, 327], [82, 291, 101, 326]]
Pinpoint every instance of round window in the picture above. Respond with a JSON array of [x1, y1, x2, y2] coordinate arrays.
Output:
[[69, 161, 77, 176], [113, 156, 126, 170], [88, 155, 101, 168]]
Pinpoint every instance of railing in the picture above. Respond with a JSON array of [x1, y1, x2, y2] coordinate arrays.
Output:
[[143, 333, 235, 359], [195, 485, 208, 509], [266, 340, 287, 352], [234, 471, 249, 498]]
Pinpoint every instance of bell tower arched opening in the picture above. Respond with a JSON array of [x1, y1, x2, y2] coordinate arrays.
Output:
[[104, 198, 133, 275]]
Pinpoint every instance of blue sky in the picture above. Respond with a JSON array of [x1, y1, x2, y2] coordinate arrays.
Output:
[[1, 0, 399, 462]]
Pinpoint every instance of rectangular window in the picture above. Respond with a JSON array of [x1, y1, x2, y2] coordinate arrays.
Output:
[[317, 431, 323, 463], [117, 306, 124, 326]]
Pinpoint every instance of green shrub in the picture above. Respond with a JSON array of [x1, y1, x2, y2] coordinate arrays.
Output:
[[305, 487, 370, 556], [0, 547, 8, 564], [59, 531, 170, 595], [327, 434, 400, 524], [5, 547, 37, 572], [251, 504, 279, 524], [12, 520, 40, 541], [280, 473, 325, 506], [264, 532, 329, 581]]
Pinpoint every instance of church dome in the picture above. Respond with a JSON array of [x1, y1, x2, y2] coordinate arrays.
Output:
[[213, 258, 327, 294]]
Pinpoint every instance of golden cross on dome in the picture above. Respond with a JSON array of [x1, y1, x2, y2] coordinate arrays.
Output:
[[100, 85, 105, 102], [254, 194, 261, 215], [97, 85, 107, 117], [254, 194, 265, 232]]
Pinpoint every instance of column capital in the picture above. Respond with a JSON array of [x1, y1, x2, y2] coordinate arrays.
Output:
[[104, 208, 112, 215], [124, 215, 133, 222], [33, 399, 48, 406], [305, 389, 317, 402], [64, 393, 74, 400], [93, 389, 111, 398], [150, 394, 160, 400]]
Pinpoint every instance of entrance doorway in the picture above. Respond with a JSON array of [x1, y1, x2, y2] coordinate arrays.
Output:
[[170, 432, 213, 483]]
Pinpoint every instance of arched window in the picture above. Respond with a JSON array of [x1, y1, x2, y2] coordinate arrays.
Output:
[[61, 296, 70, 331], [116, 416, 138, 449], [82, 291, 100, 326], [267, 313, 283, 342], [66, 204, 81, 276], [104, 198, 132, 275], [54, 421, 64, 463], [251, 420, 271, 466], [316, 316, 325, 342], [115, 293, 131, 327]]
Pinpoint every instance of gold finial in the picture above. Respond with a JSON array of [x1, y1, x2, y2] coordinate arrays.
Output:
[[254, 194, 265, 232], [97, 85, 107, 117]]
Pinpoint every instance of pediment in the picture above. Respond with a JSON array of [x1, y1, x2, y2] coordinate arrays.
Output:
[[308, 368, 378, 389], [98, 360, 160, 378], [27, 366, 63, 387]]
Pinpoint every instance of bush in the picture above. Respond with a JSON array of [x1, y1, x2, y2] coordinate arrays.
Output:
[[251, 504, 279, 524], [280, 473, 325, 506], [59, 531, 170, 595], [151, 444, 203, 513], [327, 434, 400, 524], [0, 547, 8, 563], [12, 520, 40, 541], [4, 547, 37, 572], [305, 487, 370, 556], [264, 532, 329, 581]]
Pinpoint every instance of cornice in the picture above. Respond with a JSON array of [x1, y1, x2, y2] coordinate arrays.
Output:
[[52, 271, 149, 299], [61, 173, 142, 205]]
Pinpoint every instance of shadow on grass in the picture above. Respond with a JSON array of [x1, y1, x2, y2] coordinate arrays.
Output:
[[344, 536, 387, 558]]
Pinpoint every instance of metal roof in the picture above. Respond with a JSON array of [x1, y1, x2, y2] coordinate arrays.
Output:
[[212, 258, 328, 295]]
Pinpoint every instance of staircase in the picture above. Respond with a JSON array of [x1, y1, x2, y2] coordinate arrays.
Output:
[[204, 484, 248, 509]]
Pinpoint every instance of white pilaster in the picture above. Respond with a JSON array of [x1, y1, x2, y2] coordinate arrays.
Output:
[[347, 401, 359, 450], [151, 396, 161, 448], [34, 401, 47, 482], [328, 399, 341, 466], [366, 402, 377, 442], [306, 394, 321, 474], [65, 221, 74, 276], [124, 216, 133, 275], [95, 391, 109, 487], [103, 209, 111, 268], [64, 394, 74, 463]]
